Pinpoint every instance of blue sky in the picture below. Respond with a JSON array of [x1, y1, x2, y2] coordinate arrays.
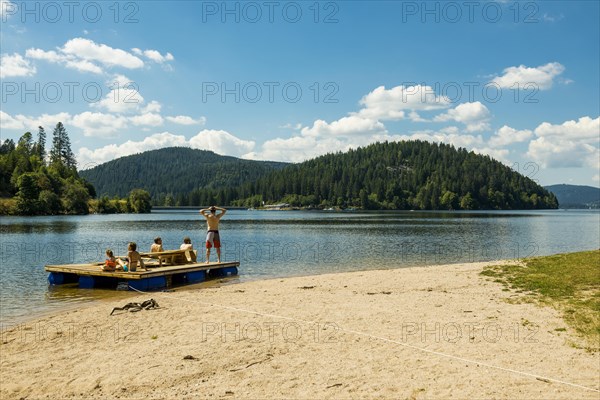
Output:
[[1, 0, 599, 187]]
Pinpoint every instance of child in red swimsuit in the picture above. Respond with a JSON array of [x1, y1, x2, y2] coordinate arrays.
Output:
[[102, 249, 117, 271]]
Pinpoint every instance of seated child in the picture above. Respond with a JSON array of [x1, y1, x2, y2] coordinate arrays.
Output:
[[117, 242, 145, 272], [102, 249, 117, 271], [150, 237, 164, 253], [180, 237, 193, 250]]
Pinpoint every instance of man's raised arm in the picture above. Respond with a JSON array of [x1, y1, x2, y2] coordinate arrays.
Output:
[[215, 206, 227, 216]]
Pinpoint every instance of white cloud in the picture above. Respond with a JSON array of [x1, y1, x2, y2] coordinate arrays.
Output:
[[77, 132, 188, 167], [489, 125, 533, 147], [558, 77, 574, 85], [106, 74, 133, 88], [527, 137, 598, 168], [142, 49, 174, 63], [533, 116, 600, 141], [408, 111, 428, 122], [129, 113, 164, 127], [25, 48, 62, 62], [245, 126, 490, 164], [301, 116, 387, 137], [244, 135, 352, 163], [189, 129, 255, 157], [279, 123, 302, 130], [131, 48, 174, 64], [246, 88, 492, 163], [25, 38, 144, 74], [0, 53, 36, 78], [77, 129, 254, 166], [142, 101, 162, 113], [26, 47, 104, 74], [0, 111, 24, 130], [356, 85, 451, 120], [240, 85, 492, 162], [61, 38, 144, 69], [25, 38, 170, 75], [527, 116, 600, 168], [71, 111, 128, 137], [91, 88, 144, 113], [166, 115, 206, 125], [434, 101, 491, 132], [542, 13, 564, 22], [24, 113, 72, 132], [492, 62, 565, 90], [0, 111, 72, 131], [64, 59, 104, 74]]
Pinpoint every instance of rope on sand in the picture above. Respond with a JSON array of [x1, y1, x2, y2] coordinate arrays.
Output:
[[110, 299, 160, 315]]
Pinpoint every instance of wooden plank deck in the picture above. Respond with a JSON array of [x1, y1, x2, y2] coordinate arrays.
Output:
[[45, 261, 240, 280]]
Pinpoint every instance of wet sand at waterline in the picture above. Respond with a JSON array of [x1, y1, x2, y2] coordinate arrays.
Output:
[[1, 261, 598, 399]]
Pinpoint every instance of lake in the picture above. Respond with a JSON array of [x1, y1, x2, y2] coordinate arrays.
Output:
[[1, 209, 599, 326]]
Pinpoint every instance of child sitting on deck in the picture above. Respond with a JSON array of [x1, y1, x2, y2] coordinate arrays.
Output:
[[102, 249, 117, 271], [150, 237, 164, 253], [180, 237, 193, 250], [117, 242, 145, 272]]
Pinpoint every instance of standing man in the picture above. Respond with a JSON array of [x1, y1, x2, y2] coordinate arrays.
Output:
[[200, 206, 227, 263]]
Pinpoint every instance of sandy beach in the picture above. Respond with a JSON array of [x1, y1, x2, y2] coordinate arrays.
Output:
[[1, 261, 598, 399]]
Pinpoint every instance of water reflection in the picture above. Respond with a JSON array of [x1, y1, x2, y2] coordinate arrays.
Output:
[[0, 220, 79, 234], [0, 209, 598, 326]]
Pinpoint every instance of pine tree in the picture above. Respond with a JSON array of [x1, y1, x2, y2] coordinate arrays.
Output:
[[50, 122, 77, 176], [18, 132, 33, 153], [15, 173, 41, 215], [35, 126, 46, 160]]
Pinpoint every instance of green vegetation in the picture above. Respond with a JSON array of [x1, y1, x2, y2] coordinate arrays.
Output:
[[4, 134, 559, 212], [0, 123, 93, 215], [79, 147, 288, 205], [228, 141, 558, 210], [87, 189, 152, 214], [481, 250, 600, 351], [544, 184, 600, 209], [0, 124, 152, 216], [81, 141, 558, 210]]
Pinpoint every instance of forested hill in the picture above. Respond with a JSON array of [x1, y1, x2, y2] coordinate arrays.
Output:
[[545, 184, 600, 208], [79, 147, 287, 202], [81, 141, 558, 210], [226, 141, 558, 210]]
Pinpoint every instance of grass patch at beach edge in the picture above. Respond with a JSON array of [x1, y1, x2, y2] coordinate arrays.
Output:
[[481, 250, 600, 352]]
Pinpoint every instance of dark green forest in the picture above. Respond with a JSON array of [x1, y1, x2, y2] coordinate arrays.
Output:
[[79, 147, 288, 205], [227, 141, 558, 210], [2, 132, 559, 212], [0, 123, 95, 215], [83, 141, 558, 210], [0, 124, 152, 215]]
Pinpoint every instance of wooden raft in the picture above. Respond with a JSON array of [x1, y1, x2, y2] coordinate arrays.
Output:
[[45, 251, 239, 290]]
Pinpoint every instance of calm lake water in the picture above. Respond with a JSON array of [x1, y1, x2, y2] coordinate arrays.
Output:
[[1, 209, 599, 326]]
